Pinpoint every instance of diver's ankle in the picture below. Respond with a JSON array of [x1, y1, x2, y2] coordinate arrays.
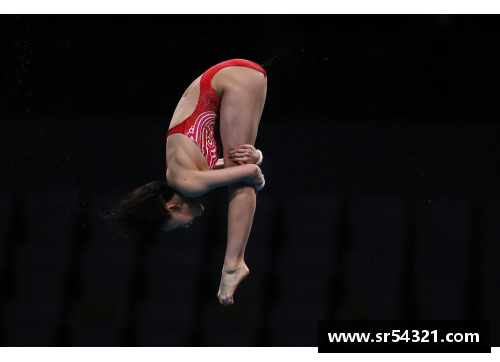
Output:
[[222, 260, 246, 273]]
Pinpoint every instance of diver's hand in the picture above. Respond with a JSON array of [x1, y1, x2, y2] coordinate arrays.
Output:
[[228, 144, 261, 165]]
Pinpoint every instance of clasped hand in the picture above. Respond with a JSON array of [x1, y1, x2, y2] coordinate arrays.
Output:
[[228, 144, 260, 165]]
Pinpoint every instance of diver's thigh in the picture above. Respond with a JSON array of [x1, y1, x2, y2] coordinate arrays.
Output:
[[219, 74, 267, 165]]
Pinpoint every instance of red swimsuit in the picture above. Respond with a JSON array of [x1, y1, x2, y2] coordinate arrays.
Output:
[[166, 59, 267, 171]]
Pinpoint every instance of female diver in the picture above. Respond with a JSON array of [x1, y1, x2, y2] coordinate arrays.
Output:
[[109, 59, 267, 306]]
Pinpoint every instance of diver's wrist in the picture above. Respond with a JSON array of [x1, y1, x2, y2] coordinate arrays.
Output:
[[255, 149, 263, 165]]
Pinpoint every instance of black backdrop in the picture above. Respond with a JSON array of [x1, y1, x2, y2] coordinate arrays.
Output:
[[0, 15, 499, 347]]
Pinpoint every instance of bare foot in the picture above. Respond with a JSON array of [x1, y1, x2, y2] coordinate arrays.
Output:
[[217, 263, 250, 306]]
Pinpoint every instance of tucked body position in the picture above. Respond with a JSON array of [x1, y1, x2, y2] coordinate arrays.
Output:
[[109, 59, 267, 306]]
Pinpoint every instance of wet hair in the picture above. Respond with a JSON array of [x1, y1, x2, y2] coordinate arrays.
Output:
[[106, 181, 175, 237]]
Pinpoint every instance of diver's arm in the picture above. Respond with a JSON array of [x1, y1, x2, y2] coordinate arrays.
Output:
[[174, 164, 263, 197]]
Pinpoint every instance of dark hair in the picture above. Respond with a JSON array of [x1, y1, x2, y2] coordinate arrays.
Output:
[[107, 181, 175, 237]]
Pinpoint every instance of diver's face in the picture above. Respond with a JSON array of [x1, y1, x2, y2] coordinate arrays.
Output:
[[161, 193, 204, 231]]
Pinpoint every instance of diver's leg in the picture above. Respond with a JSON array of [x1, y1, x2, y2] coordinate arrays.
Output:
[[216, 67, 267, 306]]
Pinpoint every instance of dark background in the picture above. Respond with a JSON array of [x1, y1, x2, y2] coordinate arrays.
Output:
[[0, 15, 499, 346]]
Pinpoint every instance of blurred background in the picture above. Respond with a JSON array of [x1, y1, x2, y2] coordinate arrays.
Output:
[[0, 15, 499, 346]]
